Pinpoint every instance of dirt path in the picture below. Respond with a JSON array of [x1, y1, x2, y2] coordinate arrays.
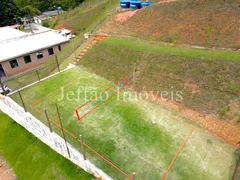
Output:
[[114, 11, 138, 22], [0, 154, 16, 180], [72, 35, 106, 65]]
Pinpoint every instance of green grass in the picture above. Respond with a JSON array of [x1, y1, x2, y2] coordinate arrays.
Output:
[[57, 0, 118, 34], [99, 38, 240, 62], [11, 67, 235, 180], [0, 112, 92, 180], [77, 37, 240, 122]]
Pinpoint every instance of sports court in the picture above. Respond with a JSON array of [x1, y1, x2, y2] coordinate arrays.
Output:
[[11, 67, 235, 180]]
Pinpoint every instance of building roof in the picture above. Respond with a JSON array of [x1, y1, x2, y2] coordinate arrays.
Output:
[[31, 24, 53, 33], [34, 15, 51, 21], [43, 10, 64, 16], [0, 27, 69, 62], [0, 27, 26, 42]]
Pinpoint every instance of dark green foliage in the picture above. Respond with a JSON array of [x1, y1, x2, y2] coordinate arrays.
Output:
[[14, 0, 85, 12], [41, 18, 57, 28], [0, 0, 22, 27]]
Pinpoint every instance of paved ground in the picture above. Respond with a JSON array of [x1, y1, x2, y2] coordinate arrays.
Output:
[[0, 154, 15, 180]]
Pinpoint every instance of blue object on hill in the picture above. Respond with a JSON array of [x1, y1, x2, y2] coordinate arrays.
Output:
[[130, 1, 142, 9], [141, 2, 153, 7], [120, 0, 153, 9], [120, 0, 131, 8]]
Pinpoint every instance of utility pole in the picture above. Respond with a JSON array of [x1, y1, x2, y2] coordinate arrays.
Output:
[[72, 33, 77, 60], [133, 63, 136, 89], [44, 108, 52, 132], [55, 55, 60, 72], [18, 90, 27, 112], [80, 135, 86, 160], [56, 104, 71, 158]]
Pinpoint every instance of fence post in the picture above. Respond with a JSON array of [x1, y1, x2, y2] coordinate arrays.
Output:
[[36, 70, 41, 82], [132, 172, 136, 180], [18, 90, 27, 112], [71, 33, 77, 60], [55, 55, 60, 73], [133, 63, 136, 89], [80, 135, 86, 160], [55, 104, 71, 158], [0, 79, 6, 96], [44, 108, 52, 133]]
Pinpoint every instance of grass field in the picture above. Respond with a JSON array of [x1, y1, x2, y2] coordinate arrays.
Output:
[[11, 67, 236, 180], [0, 112, 92, 180]]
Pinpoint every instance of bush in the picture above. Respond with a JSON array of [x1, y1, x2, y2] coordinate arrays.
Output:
[[42, 19, 57, 28]]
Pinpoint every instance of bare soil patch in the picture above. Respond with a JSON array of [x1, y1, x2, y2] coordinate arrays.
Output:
[[114, 11, 138, 22], [0, 154, 15, 180], [99, 0, 240, 48]]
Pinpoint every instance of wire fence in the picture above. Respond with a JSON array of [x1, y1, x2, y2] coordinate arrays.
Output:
[[0, 94, 112, 180], [9, 71, 182, 180], [1, 34, 85, 94], [6, 72, 134, 179], [1, 58, 60, 93]]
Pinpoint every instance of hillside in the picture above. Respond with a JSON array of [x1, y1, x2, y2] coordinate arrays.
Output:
[[99, 0, 240, 49], [57, 0, 117, 34], [76, 37, 240, 145]]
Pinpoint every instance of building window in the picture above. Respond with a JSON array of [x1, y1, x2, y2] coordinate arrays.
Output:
[[36, 51, 43, 59], [9, 59, 19, 69], [58, 45, 62, 51], [23, 55, 32, 64], [48, 48, 54, 55]]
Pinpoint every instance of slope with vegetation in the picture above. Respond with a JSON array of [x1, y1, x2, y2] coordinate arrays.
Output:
[[14, 0, 84, 12], [76, 37, 240, 145], [99, 0, 240, 48], [0, 0, 90, 27], [57, 0, 118, 34]]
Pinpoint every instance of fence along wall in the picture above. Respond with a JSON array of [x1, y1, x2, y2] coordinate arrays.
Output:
[[0, 94, 112, 180]]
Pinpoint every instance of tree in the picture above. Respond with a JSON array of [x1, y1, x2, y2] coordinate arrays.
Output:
[[21, 5, 40, 22], [0, 0, 22, 27], [42, 19, 57, 28]]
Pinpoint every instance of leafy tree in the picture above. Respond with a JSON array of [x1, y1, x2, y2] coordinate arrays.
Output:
[[21, 5, 40, 22], [42, 19, 57, 28], [0, 0, 22, 27], [14, 0, 85, 12]]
